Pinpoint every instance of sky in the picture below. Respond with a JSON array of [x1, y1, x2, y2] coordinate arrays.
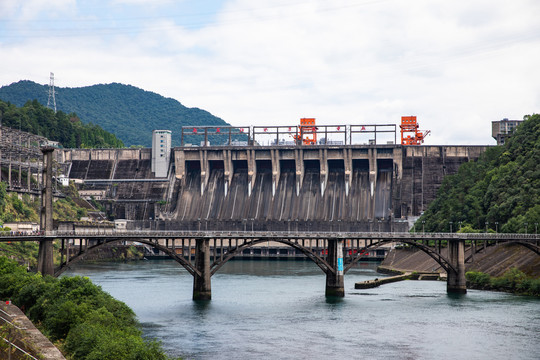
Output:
[[1, 0, 539, 145]]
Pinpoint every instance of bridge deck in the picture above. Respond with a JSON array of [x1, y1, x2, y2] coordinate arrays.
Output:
[[1, 230, 538, 242]]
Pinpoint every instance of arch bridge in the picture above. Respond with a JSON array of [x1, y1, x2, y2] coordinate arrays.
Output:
[[3, 230, 538, 300]]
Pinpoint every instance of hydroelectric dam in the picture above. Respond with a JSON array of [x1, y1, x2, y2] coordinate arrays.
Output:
[[13, 124, 538, 299], [58, 124, 488, 232]]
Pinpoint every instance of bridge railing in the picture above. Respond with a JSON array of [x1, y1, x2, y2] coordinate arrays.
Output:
[[18, 229, 540, 241], [1, 229, 538, 242]]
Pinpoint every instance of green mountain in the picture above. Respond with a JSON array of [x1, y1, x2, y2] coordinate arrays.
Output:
[[0, 99, 124, 148], [0, 80, 230, 147], [416, 114, 540, 233]]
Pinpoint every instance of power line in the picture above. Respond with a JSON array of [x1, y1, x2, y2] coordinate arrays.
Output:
[[0, 0, 393, 38]]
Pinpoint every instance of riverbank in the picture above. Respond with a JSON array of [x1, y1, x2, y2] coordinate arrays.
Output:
[[0, 256, 177, 360], [465, 269, 540, 296], [379, 244, 540, 295]]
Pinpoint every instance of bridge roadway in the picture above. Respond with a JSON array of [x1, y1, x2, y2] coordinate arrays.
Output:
[[2, 230, 539, 300], [2, 229, 539, 241]]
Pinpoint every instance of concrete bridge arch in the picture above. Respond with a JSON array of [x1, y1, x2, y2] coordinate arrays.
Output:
[[54, 238, 195, 277], [344, 239, 457, 275], [209, 238, 333, 275]]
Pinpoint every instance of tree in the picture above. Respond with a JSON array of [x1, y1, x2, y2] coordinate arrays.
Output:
[[0, 258, 177, 359], [416, 114, 540, 232]]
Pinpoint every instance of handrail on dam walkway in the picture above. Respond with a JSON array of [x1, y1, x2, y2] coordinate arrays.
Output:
[[2, 229, 539, 301], [181, 124, 397, 146]]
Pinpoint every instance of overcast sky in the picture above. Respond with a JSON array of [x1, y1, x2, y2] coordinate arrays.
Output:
[[1, 0, 539, 145]]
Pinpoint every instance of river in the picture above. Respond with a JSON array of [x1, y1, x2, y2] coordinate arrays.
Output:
[[64, 260, 539, 360]]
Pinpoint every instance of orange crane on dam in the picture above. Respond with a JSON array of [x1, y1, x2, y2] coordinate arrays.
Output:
[[400, 116, 430, 145], [289, 116, 430, 146], [293, 118, 318, 145]]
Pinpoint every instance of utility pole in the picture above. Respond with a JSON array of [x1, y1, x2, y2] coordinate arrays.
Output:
[[37, 147, 55, 276]]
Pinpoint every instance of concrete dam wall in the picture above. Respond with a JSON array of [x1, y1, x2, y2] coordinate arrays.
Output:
[[61, 145, 487, 230]]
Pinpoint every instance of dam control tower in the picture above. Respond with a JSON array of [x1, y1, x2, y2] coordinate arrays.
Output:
[[151, 130, 172, 178]]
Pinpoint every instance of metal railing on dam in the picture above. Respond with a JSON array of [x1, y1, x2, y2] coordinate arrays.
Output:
[[180, 124, 398, 146]]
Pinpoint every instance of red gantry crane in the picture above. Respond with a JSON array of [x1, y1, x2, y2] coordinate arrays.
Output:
[[400, 116, 430, 145], [293, 118, 318, 145]]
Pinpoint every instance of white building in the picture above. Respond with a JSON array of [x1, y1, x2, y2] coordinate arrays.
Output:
[[2, 222, 40, 233], [151, 130, 172, 177], [57, 174, 70, 187], [79, 189, 106, 200]]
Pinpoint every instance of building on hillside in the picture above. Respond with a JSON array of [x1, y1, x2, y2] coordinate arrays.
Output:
[[492, 118, 523, 145], [114, 219, 128, 230], [78, 189, 106, 200], [1, 222, 40, 233], [151, 130, 172, 177], [57, 174, 69, 187]]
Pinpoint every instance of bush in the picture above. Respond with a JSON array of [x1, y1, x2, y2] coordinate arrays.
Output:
[[0, 257, 177, 359], [527, 278, 540, 296], [490, 276, 512, 290], [499, 267, 527, 289], [65, 308, 168, 360], [466, 271, 491, 288], [466, 268, 540, 296]]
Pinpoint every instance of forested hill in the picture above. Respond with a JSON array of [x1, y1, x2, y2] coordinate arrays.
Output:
[[0, 99, 124, 148], [417, 114, 539, 233], [0, 80, 230, 147]]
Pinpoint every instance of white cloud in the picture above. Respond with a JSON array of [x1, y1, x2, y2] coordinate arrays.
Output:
[[8, 0, 75, 21], [1, 0, 539, 145]]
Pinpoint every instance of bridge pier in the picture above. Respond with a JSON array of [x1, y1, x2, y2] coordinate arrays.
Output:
[[325, 239, 345, 297], [37, 241, 54, 276], [447, 239, 467, 294], [37, 147, 55, 276], [193, 238, 212, 300]]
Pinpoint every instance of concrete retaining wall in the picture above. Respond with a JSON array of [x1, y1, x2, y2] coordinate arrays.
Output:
[[0, 303, 66, 360]]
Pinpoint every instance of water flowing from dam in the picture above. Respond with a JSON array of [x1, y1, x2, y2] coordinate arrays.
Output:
[[169, 166, 392, 223]]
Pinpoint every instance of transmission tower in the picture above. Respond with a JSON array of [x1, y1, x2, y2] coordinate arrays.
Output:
[[47, 72, 57, 113]]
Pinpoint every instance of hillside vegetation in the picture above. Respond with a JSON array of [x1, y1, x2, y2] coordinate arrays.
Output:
[[417, 114, 540, 233], [0, 182, 88, 225], [0, 99, 124, 148], [0, 80, 230, 147], [0, 181, 90, 266]]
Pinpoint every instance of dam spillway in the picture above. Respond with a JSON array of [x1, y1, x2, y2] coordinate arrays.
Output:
[[60, 144, 488, 231], [171, 159, 389, 223]]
